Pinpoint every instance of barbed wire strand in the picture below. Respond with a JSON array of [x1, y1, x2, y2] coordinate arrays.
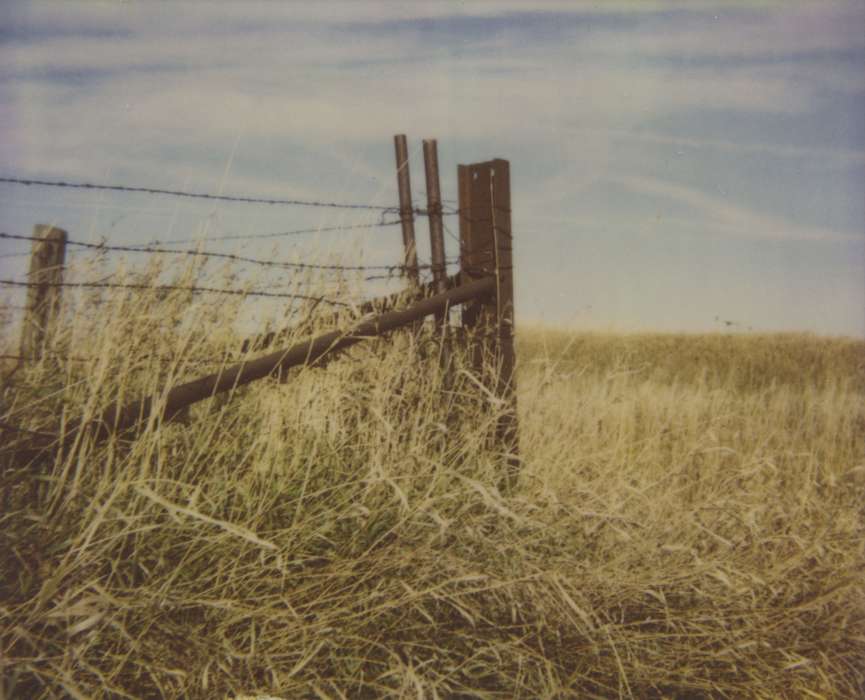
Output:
[[0, 175, 515, 227], [0, 175, 392, 212], [0, 232, 431, 274], [0, 176, 466, 224], [128, 219, 403, 247], [0, 279, 351, 306]]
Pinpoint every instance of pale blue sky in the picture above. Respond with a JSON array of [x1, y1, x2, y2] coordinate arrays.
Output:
[[1, 1, 863, 336]]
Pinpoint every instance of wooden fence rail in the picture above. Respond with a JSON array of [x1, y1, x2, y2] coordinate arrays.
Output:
[[93, 275, 495, 440], [11, 276, 494, 461]]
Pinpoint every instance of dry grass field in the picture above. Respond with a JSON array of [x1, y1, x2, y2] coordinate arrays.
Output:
[[1, 259, 863, 698]]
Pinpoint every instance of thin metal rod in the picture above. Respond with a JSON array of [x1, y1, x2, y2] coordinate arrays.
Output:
[[422, 140, 447, 295], [393, 134, 419, 286]]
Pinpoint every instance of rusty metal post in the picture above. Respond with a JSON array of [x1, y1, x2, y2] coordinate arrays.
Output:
[[458, 159, 519, 490], [20, 225, 67, 360], [422, 139, 448, 297], [393, 134, 419, 287], [423, 138, 451, 380]]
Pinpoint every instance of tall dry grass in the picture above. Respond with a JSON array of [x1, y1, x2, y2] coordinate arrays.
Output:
[[1, 256, 863, 698]]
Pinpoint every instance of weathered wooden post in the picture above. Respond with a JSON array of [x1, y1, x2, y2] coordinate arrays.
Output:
[[20, 225, 67, 360], [458, 160, 519, 490], [393, 134, 420, 287]]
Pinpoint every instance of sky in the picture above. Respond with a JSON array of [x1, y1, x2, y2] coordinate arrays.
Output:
[[1, 0, 863, 337]]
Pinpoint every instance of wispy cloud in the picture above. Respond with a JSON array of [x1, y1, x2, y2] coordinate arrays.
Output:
[[608, 175, 860, 242], [584, 128, 865, 164], [578, 2, 864, 60]]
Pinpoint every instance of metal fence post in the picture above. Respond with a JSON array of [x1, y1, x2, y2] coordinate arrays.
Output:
[[423, 138, 453, 386], [458, 159, 519, 490], [393, 134, 420, 287], [423, 139, 448, 309], [20, 225, 67, 360]]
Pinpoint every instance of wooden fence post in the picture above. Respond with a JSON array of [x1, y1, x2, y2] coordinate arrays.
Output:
[[458, 159, 519, 490], [20, 225, 67, 360], [393, 134, 420, 287]]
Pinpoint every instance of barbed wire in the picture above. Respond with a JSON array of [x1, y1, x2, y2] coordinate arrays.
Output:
[[0, 176, 508, 220], [0, 279, 351, 306], [0, 175, 395, 212], [442, 220, 462, 247], [0, 232, 431, 274], [415, 190, 458, 206], [451, 206, 511, 223], [130, 220, 403, 247]]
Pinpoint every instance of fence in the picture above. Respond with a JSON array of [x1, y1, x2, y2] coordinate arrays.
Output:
[[0, 136, 519, 488]]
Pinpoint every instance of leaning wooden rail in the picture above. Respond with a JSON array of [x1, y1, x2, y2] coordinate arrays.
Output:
[[12, 276, 495, 460], [240, 273, 463, 354]]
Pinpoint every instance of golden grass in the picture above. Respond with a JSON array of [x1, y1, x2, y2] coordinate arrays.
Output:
[[1, 258, 863, 698]]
